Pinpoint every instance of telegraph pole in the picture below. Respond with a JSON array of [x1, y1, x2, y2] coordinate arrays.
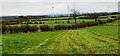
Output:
[[67, 5, 70, 23], [52, 6, 54, 17], [51, 6, 54, 28]]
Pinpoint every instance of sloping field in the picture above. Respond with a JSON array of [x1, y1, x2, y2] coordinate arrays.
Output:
[[2, 20, 119, 54]]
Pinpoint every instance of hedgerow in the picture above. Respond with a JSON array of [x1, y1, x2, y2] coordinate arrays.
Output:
[[54, 25, 68, 30], [29, 25, 39, 32], [12, 26, 22, 33], [2, 18, 117, 34], [2, 25, 8, 34], [34, 22, 38, 24], [21, 24, 30, 33], [40, 25, 50, 31]]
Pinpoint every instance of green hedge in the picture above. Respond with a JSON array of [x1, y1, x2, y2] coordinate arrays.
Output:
[[77, 16, 90, 19], [2, 18, 117, 34], [2, 25, 39, 34], [29, 25, 39, 32], [40, 25, 50, 31]]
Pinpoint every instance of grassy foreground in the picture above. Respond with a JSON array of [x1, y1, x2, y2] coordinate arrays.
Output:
[[2, 20, 119, 54]]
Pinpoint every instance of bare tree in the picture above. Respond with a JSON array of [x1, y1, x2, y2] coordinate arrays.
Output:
[[88, 13, 99, 21], [70, 9, 80, 23]]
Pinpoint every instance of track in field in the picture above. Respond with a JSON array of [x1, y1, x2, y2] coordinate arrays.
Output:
[[21, 28, 118, 54]]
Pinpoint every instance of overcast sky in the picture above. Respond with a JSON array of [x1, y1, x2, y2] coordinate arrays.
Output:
[[0, 0, 119, 16]]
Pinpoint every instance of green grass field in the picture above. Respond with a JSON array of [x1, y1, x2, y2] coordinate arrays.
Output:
[[2, 20, 119, 54]]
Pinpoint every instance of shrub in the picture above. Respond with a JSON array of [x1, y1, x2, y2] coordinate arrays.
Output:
[[21, 24, 30, 33], [39, 22, 42, 24], [68, 25, 74, 29], [73, 21, 99, 28], [24, 23, 27, 24], [86, 21, 99, 27], [55, 22, 57, 23], [40, 25, 50, 31], [7, 26, 14, 33], [79, 23, 87, 28], [82, 21, 85, 23], [16, 22, 19, 24], [73, 23, 89, 29], [6, 23, 11, 25], [49, 27, 54, 31], [101, 20, 107, 24], [27, 22, 33, 24], [2, 25, 7, 34], [77, 16, 90, 19], [21, 22, 24, 24], [12, 26, 22, 33], [34, 22, 38, 24], [51, 19, 53, 21], [54, 25, 70, 30], [54, 25, 63, 30], [97, 20, 102, 25], [29, 25, 38, 32], [2, 25, 22, 34], [72, 24, 78, 29], [67, 20, 70, 23], [107, 19, 113, 23], [37, 20, 41, 21]]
